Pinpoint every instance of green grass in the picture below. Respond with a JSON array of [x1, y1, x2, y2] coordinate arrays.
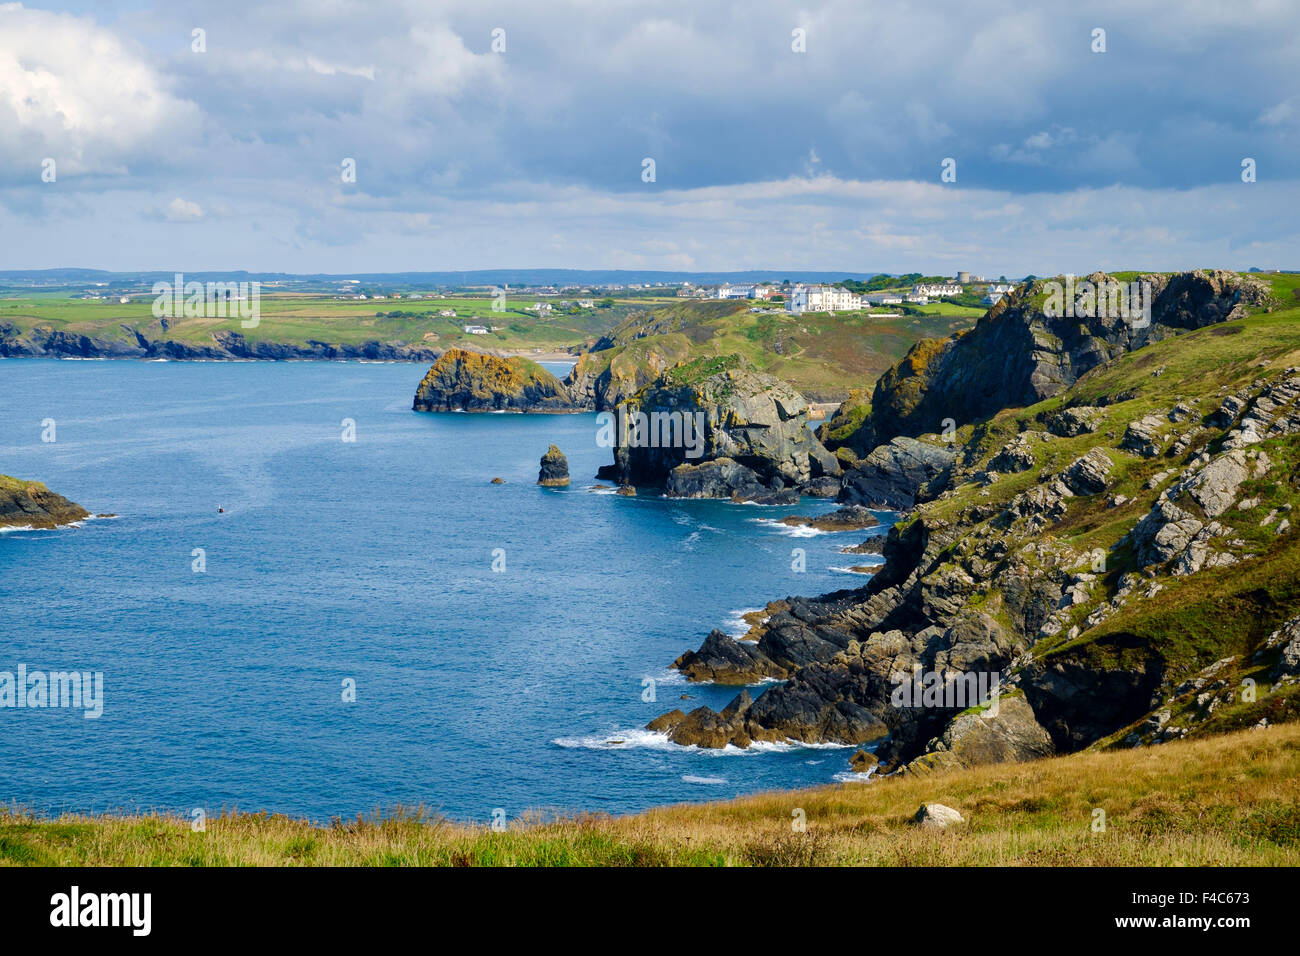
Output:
[[4, 722, 1298, 866]]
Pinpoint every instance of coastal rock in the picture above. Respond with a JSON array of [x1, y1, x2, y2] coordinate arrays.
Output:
[[838, 437, 957, 510], [0, 475, 90, 530], [600, 355, 835, 497], [537, 445, 570, 486], [672, 630, 786, 685], [778, 506, 879, 533], [413, 348, 576, 412]]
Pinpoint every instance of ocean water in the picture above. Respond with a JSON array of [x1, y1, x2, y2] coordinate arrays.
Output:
[[0, 358, 890, 823]]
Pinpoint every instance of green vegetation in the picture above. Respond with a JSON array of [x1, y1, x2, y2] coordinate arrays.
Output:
[[3, 722, 1297, 865], [578, 299, 980, 401]]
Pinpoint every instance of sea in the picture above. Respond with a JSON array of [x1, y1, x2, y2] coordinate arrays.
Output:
[[0, 358, 891, 823]]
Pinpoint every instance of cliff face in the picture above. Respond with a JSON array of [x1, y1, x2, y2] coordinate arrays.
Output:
[[834, 270, 1271, 454], [412, 348, 577, 412], [597, 355, 840, 499], [0, 475, 90, 529], [650, 291, 1300, 772]]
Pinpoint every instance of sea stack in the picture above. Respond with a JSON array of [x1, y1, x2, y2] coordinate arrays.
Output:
[[538, 445, 570, 487]]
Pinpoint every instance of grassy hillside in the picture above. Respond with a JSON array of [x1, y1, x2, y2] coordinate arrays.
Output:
[[2, 722, 1296, 866], [577, 299, 982, 401]]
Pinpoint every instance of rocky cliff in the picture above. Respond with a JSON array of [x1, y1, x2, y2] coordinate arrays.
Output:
[[596, 355, 841, 499], [0, 323, 442, 362], [829, 270, 1271, 455], [650, 281, 1300, 775], [412, 348, 577, 412], [0, 475, 90, 529]]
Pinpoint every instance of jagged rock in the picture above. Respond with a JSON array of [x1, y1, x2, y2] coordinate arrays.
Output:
[[1268, 616, 1300, 683], [1128, 499, 1204, 567], [663, 458, 766, 499], [1045, 406, 1105, 437], [1179, 449, 1265, 517], [0, 476, 90, 529], [1210, 394, 1247, 428], [844, 270, 1267, 447], [537, 445, 570, 486], [1062, 449, 1112, 495], [912, 803, 965, 829], [413, 348, 575, 412], [600, 356, 834, 497], [672, 630, 786, 685], [989, 433, 1037, 472], [777, 506, 879, 532], [645, 710, 686, 733], [838, 437, 957, 510], [1121, 413, 1167, 457], [849, 749, 879, 773]]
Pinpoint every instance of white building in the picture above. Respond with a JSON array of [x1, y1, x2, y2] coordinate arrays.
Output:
[[716, 283, 754, 299], [913, 282, 962, 298], [866, 293, 904, 305], [463, 325, 489, 334], [787, 285, 862, 314], [749, 285, 778, 300], [988, 282, 1015, 294]]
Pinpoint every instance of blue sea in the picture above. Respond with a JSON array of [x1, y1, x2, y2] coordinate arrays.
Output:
[[0, 358, 889, 823]]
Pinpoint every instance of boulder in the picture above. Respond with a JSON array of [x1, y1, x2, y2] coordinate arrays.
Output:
[[1062, 449, 1112, 495], [912, 803, 965, 829]]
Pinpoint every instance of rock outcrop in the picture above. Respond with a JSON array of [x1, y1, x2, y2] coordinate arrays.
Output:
[[826, 270, 1269, 454], [0, 475, 90, 529], [598, 355, 838, 498], [412, 348, 576, 412], [537, 445, 570, 486]]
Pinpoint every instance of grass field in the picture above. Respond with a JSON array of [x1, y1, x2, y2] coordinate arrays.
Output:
[[0, 293, 659, 355], [3, 722, 1297, 866]]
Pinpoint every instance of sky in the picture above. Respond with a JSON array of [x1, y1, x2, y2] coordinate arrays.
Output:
[[1, 0, 1297, 275]]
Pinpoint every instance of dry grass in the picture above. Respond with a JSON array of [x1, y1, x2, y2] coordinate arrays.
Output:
[[4, 723, 1299, 866]]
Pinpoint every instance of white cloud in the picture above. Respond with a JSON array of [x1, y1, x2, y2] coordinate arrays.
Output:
[[0, 3, 199, 179], [164, 197, 204, 221]]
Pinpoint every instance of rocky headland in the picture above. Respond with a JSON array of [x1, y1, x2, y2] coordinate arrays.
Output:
[[412, 348, 577, 412], [0, 475, 90, 529], [649, 271, 1300, 779]]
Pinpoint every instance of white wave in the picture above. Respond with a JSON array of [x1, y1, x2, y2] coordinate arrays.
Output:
[[681, 774, 728, 785], [832, 770, 876, 783], [828, 565, 881, 575], [0, 524, 38, 534], [749, 517, 826, 537], [722, 607, 765, 638], [551, 728, 852, 756]]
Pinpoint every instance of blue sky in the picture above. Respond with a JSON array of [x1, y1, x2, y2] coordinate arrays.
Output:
[[1, 0, 1297, 274]]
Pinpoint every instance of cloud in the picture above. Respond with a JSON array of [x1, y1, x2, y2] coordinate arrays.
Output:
[[163, 197, 204, 221], [1, 0, 1297, 271], [0, 3, 199, 181]]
